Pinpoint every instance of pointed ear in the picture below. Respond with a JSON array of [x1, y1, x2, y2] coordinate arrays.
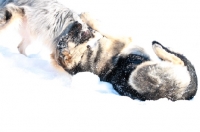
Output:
[[152, 41, 184, 66]]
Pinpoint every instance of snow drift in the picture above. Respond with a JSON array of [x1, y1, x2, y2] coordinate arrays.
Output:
[[0, 0, 200, 132]]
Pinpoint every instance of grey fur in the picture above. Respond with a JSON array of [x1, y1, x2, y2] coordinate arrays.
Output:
[[56, 13, 198, 101], [0, 0, 198, 101], [0, 0, 89, 54]]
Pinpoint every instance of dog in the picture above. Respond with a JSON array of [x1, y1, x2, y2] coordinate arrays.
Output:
[[0, 0, 198, 101]]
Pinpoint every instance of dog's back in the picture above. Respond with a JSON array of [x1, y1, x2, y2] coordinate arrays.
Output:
[[0, 0, 89, 55]]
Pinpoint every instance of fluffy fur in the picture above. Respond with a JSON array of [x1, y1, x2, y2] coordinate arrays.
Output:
[[0, 0, 198, 101]]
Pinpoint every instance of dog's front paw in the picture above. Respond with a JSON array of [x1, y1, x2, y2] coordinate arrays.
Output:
[[80, 12, 91, 23], [80, 12, 99, 29], [61, 49, 72, 64]]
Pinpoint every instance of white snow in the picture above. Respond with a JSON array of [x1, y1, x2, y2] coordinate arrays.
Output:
[[0, 0, 200, 132]]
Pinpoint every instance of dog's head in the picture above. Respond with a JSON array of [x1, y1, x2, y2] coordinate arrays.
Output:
[[57, 21, 93, 49], [55, 21, 94, 70]]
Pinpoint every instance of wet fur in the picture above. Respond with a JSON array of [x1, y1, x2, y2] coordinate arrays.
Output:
[[0, 0, 198, 101]]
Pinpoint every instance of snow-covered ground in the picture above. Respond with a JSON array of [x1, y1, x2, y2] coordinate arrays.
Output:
[[0, 0, 200, 131]]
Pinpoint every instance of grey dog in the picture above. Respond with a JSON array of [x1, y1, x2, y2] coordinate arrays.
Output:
[[0, 0, 198, 101]]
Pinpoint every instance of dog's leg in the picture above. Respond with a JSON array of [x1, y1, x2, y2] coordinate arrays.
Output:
[[80, 12, 132, 44], [17, 37, 31, 55]]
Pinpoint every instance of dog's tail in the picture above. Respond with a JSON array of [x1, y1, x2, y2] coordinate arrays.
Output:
[[129, 41, 198, 101]]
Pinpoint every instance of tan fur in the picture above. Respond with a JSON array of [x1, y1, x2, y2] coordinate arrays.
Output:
[[80, 12, 132, 46], [129, 61, 190, 96], [0, 1, 197, 101], [80, 13, 196, 100], [152, 44, 184, 66]]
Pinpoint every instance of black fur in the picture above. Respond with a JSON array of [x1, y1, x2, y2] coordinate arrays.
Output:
[[57, 21, 93, 50], [104, 54, 150, 100], [152, 41, 198, 100], [56, 22, 151, 100], [1, 0, 196, 101], [56, 22, 198, 101]]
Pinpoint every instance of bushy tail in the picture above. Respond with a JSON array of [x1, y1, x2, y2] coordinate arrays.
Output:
[[129, 41, 198, 101]]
